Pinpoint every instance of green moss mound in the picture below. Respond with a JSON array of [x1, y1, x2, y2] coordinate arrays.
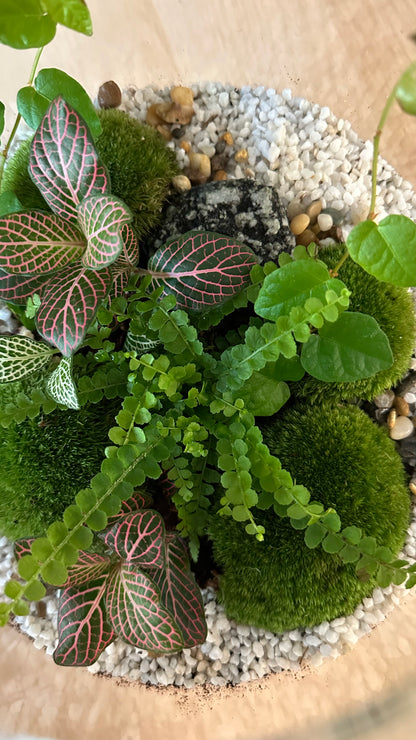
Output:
[[2, 109, 178, 239], [209, 402, 410, 632], [292, 244, 416, 402], [0, 375, 121, 540]]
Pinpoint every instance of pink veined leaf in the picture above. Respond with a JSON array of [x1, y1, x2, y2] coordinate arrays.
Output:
[[62, 550, 111, 588], [78, 195, 133, 270], [105, 563, 184, 653], [0, 269, 53, 305], [105, 490, 152, 528], [147, 230, 259, 311], [29, 96, 109, 225], [148, 533, 207, 648], [109, 224, 140, 301], [14, 538, 35, 560], [53, 575, 115, 667], [104, 510, 165, 568], [0, 211, 85, 274], [35, 262, 112, 356]]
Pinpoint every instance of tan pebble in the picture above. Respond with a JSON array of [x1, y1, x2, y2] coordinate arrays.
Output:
[[290, 213, 311, 236], [295, 228, 316, 247], [146, 103, 164, 127], [213, 169, 227, 181], [171, 175, 192, 193], [245, 167, 255, 178], [155, 102, 194, 125], [170, 85, 194, 107], [409, 482, 416, 495], [393, 395, 410, 416], [234, 148, 248, 163], [222, 131, 234, 146], [156, 124, 172, 141], [311, 222, 321, 235], [188, 152, 211, 178], [317, 213, 334, 232], [97, 80, 122, 109], [390, 415, 414, 440], [306, 200, 323, 223], [180, 140, 191, 153], [387, 408, 397, 429]]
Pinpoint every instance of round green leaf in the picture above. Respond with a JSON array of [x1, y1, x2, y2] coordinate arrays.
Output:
[[35, 68, 102, 138], [396, 68, 416, 115], [24, 579, 47, 600], [63, 504, 84, 528], [86, 509, 108, 531], [301, 312, 393, 382], [322, 533, 343, 554], [41, 0, 92, 36], [16, 86, 50, 130], [346, 215, 416, 287], [31, 537, 54, 561], [4, 580, 23, 599], [13, 600, 30, 616], [237, 375, 290, 416], [0, 0, 56, 49], [41, 559, 68, 586], [68, 526, 93, 549], [17, 555, 39, 580], [304, 522, 326, 549], [47, 521, 68, 546]]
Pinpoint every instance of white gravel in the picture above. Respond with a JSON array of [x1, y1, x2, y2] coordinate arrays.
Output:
[[2, 82, 416, 687]]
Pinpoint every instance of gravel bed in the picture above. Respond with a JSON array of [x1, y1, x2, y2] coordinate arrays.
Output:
[[2, 82, 416, 687]]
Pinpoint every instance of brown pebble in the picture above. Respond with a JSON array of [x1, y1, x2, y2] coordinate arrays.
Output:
[[393, 395, 410, 416], [35, 601, 47, 618], [222, 131, 234, 146], [387, 408, 397, 429], [234, 148, 248, 163], [311, 222, 322, 236], [210, 153, 228, 172], [187, 171, 208, 185], [155, 102, 194, 125], [156, 124, 172, 141], [97, 80, 122, 109], [180, 140, 191, 153], [171, 175, 192, 193], [213, 169, 227, 181], [290, 213, 311, 236], [295, 228, 316, 247], [170, 86, 194, 107], [188, 152, 211, 178], [306, 200, 323, 224], [146, 103, 164, 127], [409, 482, 416, 495]]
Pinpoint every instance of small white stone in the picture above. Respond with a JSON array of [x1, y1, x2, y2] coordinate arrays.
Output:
[[317, 213, 333, 231], [252, 641, 264, 658]]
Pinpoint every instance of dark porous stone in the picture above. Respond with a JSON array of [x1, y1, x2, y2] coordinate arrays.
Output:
[[143, 179, 295, 263]]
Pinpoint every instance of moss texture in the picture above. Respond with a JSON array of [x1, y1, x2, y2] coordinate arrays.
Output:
[[0, 375, 121, 540], [209, 402, 410, 632], [2, 109, 178, 239], [291, 244, 416, 402]]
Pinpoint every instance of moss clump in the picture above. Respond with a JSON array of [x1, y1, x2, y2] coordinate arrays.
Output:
[[2, 109, 178, 239], [209, 402, 410, 632], [292, 244, 416, 402], [0, 376, 121, 540]]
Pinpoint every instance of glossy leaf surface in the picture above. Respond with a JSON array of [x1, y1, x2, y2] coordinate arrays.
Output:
[[29, 97, 109, 224], [396, 67, 416, 115], [346, 215, 416, 287], [63, 551, 111, 588], [16, 86, 50, 130], [41, 0, 93, 36], [35, 68, 101, 138], [0, 336, 54, 383], [104, 511, 165, 567], [0, 269, 51, 305], [0, 0, 56, 49], [148, 231, 258, 311], [78, 195, 132, 269]]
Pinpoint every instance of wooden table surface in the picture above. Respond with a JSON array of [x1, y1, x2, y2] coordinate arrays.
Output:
[[1, 1, 416, 738]]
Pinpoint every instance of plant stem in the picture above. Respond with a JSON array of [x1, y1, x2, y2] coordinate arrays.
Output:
[[329, 247, 350, 276], [0, 46, 44, 188], [368, 59, 416, 220]]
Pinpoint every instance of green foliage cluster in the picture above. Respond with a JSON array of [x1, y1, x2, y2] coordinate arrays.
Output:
[[209, 402, 411, 631]]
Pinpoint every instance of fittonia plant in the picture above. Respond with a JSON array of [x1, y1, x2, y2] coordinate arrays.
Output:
[[1, 55, 416, 664]]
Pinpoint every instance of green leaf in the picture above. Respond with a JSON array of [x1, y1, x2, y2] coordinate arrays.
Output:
[[46, 356, 80, 410], [304, 522, 326, 549], [63, 504, 84, 528], [14, 600, 30, 616], [255, 259, 347, 320], [16, 86, 50, 130], [34, 68, 102, 138], [342, 525, 362, 545], [260, 355, 305, 382], [0, 101, 4, 137], [4, 581, 23, 599], [301, 312, 393, 382], [31, 537, 53, 561], [0, 0, 56, 49], [68, 527, 93, 549], [346, 216, 416, 287], [47, 521, 68, 546], [0, 336, 54, 383], [78, 194, 132, 269], [376, 564, 393, 589], [41, 559, 68, 586], [396, 67, 416, 115], [41, 0, 92, 36], [17, 555, 39, 580], [0, 191, 23, 217], [322, 532, 343, 554], [236, 374, 290, 416], [322, 511, 341, 533], [24, 579, 47, 600]]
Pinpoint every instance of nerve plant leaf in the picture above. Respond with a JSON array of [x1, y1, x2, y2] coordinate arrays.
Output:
[[148, 231, 258, 311], [36, 263, 112, 356], [0, 211, 85, 273], [105, 490, 153, 526], [62, 551, 111, 588], [110, 224, 140, 299], [29, 97, 109, 224], [300, 312, 393, 382], [104, 510, 165, 568], [35, 68, 101, 138], [0, 336, 54, 383], [346, 215, 416, 287], [78, 195, 133, 269], [46, 356, 80, 410], [105, 565, 184, 652], [54, 576, 115, 667], [0, 269, 51, 305]]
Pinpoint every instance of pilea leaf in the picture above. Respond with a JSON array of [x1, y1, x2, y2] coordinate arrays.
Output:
[[0, 211, 85, 274], [54, 576, 115, 667], [148, 231, 258, 311], [0, 192, 23, 218], [77, 195, 133, 270], [63, 551, 111, 588], [40, 0, 92, 36], [46, 356, 80, 410], [35, 263, 112, 356], [300, 312, 393, 382], [149, 533, 207, 648], [105, 565, 184, 652], [34, 68, 101, 138], [104, 511, 165, 567], [396, 67, 416, 115], [0, 269, 51, 305], [346, 215, 416, 287], [29, 97, 109, 224], [16, 86, 50, 131], [0, 0, 56, 49], [0, 336, 54, 383]]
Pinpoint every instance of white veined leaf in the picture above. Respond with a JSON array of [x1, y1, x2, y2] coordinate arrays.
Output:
[[123, 331, 161, 356], [0, 335, 54, 382], [46, 356, 80, 410]]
